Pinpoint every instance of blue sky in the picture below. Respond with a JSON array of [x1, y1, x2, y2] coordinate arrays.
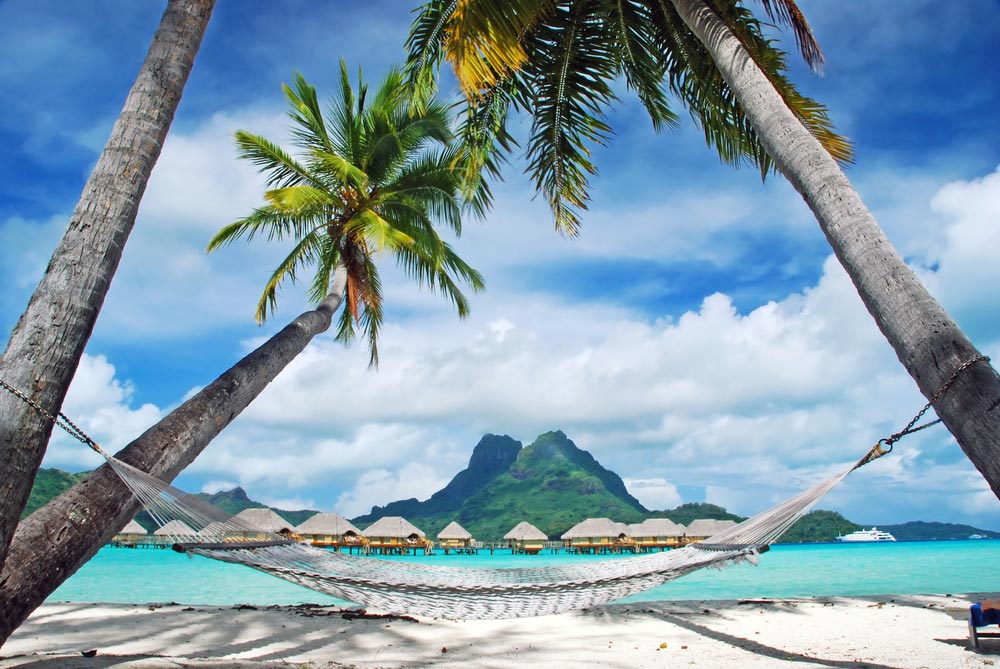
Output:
[[3, 1, 1000, 530]]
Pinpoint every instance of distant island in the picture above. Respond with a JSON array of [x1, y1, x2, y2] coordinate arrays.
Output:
[[23, 430, 1000, 543]]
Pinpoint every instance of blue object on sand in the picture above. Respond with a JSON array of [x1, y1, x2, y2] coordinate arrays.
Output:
[[970, 604, 1000, 628]]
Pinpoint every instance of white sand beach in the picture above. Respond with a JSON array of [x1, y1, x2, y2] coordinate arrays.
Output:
[[1, 593, 996, 668]]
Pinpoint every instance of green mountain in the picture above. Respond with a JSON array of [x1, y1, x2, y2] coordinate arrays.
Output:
[[777, 510, 858, 543], [878, 521, 1000, 541], [195, 487, 316, 527], [21, 468, 90, 519], [22, 436, 1000, 544], [656, 502, 744, 526], [353, 430, 648, 539]]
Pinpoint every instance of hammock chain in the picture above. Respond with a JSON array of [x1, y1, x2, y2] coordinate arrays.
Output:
[[876, 354, 992, 453], [0, 378, 105, 455]]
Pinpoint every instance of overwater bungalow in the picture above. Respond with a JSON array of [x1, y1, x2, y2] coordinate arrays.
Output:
[[231, 508, 297, 536], [684, 518, 738, 543], [153, 519, 198, 544], [561, 518, 637, 554], [295, 512, 366, 551], [363, 516, 432, 555], [111, 519, 148, 547], [503, 521, 547, 555], [629, 518, 685, 551], [437, 521, 475, 553]]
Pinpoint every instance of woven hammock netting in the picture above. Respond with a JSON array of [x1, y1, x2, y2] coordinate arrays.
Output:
[[103, 444, 886, 620]]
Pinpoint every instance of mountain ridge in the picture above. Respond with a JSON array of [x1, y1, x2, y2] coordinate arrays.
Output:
[[22, 433, 1000, 542]]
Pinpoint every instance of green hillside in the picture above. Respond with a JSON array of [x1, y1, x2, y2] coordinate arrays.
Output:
[[195, 487, 316, 526], [879, 521, 1000, 541], [21, 432, 1000, 544], [21, 468, 90, 518], [776, 510, 858, 543], [657, 502, 744, 526]]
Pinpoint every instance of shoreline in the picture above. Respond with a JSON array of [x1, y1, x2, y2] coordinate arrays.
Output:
[[2, 593, 997, 668]]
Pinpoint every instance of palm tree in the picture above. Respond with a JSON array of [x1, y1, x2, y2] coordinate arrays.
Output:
[[208, 62, 484, 367], [0, 284, 346, 644], [404, 0, 1000, 496], [0, 64, 486, 645], [0, 0, 215, 578], [405, 0, 850, 235]]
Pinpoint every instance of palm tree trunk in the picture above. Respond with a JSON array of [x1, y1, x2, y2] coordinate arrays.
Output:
[[669, 0, 1000, 493], [0, 271, 346, 647], [0, 0, 215, 574]]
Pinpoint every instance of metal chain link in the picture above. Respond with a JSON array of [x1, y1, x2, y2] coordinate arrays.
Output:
[[878, 354, 992, 452], [0, 379, 103, 453]]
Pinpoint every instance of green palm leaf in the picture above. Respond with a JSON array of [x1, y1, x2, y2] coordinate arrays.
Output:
[[209, 65, 483, 366]]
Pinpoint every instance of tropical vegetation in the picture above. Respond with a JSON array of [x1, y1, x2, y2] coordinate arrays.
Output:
[[0, 62, 484, 645], [0, 0, 215, 580], [403, 0, 1000, 500], [208, 61, 484, 366]]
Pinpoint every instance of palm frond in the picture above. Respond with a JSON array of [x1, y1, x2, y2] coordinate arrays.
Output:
[[307, 236, 339, 304], [254, 230, 326, 323], [311, 150, 370, 192], [608, 0, 680, 132], [264, 185, 338, 213], [754, 0, 823, 72], [207, 206, 326, 250], [445, 0, 555, 98], [233, 131, 315, 189], [284, 72, 335, 156], [523, 3, 618, 235], [404, 0, 457, 109], [212, 64, 484, 362], [345, 209, 416, 253]]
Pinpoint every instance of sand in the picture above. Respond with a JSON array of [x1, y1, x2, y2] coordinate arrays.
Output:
[[1, 594, 997, 668]]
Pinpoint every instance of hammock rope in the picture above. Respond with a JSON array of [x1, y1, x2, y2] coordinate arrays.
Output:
[[92, 443, 879, 619], [1, 353, 991, 619]]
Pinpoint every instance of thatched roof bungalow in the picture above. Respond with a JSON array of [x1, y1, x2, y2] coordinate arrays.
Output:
[[684, 519, 738, 542], [364, 516, 431, 553], [231, 508, 296, 534], [112, 519, 148, 545], [295, 513, 364, 547], [629, 518, 685, 549], [503, 521, 547, 554], [561, 518, 635, 553], [437, 521, 474, 550], [118, 519, 147, 535], [153, 519, 197, 541]]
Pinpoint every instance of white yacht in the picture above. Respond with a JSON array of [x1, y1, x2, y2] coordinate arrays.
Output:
[[835, 527, 896, 542]]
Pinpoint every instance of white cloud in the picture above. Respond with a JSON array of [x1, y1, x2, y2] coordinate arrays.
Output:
[[200, 480, 239, 495], [35, 163, 1000, 533], [43, 353, 162, 469], [625, 478, 682, 511], [336, 463, 453, 519]]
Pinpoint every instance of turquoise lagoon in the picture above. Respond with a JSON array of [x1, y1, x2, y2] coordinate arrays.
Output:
[[50, 540, 998, 607]]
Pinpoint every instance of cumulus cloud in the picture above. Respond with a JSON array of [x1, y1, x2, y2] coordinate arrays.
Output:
[[625, 478, 683, 511], [44, 353, 162, 470], [335, 463, 454, 519], [33, 162, 1000, 533]]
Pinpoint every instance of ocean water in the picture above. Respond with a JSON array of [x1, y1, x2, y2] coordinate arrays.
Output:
[[48, 540, 998, 607]]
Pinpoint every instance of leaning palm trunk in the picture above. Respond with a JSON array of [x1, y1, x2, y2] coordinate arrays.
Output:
[[0, 270, 346, 646], [670, 0, 1000, 492], [0, 0, 215, 574]]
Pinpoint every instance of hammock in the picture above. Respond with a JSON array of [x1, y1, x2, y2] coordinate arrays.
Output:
[[100, 443, 888, 620]]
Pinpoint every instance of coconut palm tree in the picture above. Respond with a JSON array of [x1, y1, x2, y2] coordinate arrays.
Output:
[[404, 0, 1000, 495], [0, 0, 215, 578], [0, 282, 346, 644], [0, 63, 486, 644], [208, 62, 484, 367], [405, 0, 850, 235]]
